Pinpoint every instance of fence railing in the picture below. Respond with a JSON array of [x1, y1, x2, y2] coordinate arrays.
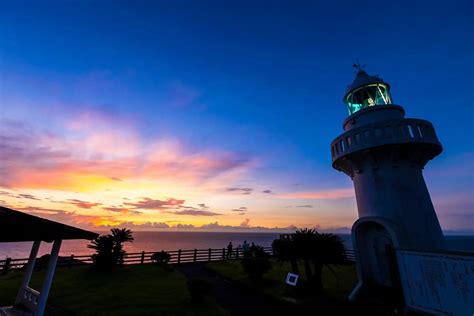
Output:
[[1, 247, 355, 273]]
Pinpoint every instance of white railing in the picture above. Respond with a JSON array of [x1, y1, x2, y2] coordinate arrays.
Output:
[[17, 286, 39, 313], [331, 118, 441, 162]]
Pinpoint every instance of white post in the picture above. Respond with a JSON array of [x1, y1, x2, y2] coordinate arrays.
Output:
[[36, 239, 61, 316], [15, 240, 41, 304]]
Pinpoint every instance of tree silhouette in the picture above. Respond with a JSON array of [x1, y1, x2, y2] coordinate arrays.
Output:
[[111, 228, 134, 265], [292, 228, 317, 284], [272, 238, 299, 274], [88, 228, 134, 270], [309, 232, 346, 292], [272, 229, 347, 292]]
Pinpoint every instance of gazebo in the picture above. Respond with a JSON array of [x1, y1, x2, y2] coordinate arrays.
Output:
[[0, 206, 98, 316]]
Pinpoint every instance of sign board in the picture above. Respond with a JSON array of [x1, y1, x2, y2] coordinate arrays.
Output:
[[285, 272, 299, 286], [396, 249, 474, 316]]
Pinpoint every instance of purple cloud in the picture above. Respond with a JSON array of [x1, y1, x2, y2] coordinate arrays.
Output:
[[226, 187, 253, 195], [125, 198, 185, 210], [167, 210, 222, 216]]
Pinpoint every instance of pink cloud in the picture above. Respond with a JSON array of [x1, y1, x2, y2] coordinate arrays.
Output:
[[0, 119, 252, 189], [65, 199, 102, 209], [124, 198, 185, 210]]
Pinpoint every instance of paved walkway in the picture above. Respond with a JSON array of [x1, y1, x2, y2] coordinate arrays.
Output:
[[177, 262, 303, 316]]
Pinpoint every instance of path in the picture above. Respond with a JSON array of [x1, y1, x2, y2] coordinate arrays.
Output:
[[177, 262, 303, 316]]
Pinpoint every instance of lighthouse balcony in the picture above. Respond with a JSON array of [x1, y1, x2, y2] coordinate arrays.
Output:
[[330, 118, 442, 164]]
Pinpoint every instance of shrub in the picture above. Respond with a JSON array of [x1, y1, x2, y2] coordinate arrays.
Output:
[[35, 254, 51, 271], [241, 256, 272, 280], [248, 245, 268, 257], [151, 251, 171, 264], [187, 277, 213, 302]]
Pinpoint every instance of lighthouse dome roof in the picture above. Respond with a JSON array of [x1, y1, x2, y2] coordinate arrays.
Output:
[[345, 70, 390, 95]]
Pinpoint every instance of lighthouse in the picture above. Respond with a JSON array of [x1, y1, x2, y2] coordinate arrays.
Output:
[[330, 67, 445, 300]]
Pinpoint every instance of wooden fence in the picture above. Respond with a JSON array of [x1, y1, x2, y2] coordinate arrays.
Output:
[[1, 247, 355, 273]]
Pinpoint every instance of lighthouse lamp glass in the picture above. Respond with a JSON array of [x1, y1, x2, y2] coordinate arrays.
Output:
[[345, 84, 392, 115]]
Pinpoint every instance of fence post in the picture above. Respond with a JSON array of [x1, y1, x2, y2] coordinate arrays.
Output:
[[2, 258, 11, 274], [178, 249, 181, 264], [236, 247, 239, 259], [69, 255, 74, 268], [208, 248, 211, 262], [222, 248, 226, 260], [141, 251, 145, 264], [193, 249, 197, 263]]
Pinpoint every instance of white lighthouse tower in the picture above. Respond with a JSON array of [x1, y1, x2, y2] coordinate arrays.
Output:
[[330, 66, 445, 301]]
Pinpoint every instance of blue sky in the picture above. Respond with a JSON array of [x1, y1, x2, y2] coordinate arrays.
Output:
[[0, 1, 472, 233]]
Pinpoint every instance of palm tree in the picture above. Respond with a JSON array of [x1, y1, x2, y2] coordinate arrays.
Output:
[[111, 228, 134, 265], [88, 228, 134, 269], [111, 228, 134, 243], [87, 235, 115, 270], [292, 228, 317, 283], [288, 229, 347, 292], [272, 238, 299, 274], [309, 232, 347, 292]]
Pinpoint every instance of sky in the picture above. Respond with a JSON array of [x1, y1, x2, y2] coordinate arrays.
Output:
[[0, 1, 473, 233]]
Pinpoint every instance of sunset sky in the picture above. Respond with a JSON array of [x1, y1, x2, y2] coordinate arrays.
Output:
[[0, 1, 472, 233]]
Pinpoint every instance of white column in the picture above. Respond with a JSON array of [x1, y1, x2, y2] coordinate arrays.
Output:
[[15, 240, 41, 304], [36, 239, 61, 316]]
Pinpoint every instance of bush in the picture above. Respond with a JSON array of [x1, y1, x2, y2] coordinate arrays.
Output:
[[248, 245, 268, 257], [187, 277, 213, 302], [241, 256, 272, 280], [151, 251, 171, 264], [35, 254, 51, 270]]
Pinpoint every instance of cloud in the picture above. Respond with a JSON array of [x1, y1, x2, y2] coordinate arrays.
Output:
[[226, 187, 253, 195], [262, 189, 273, 194], [197, 203, 209, 209], [166, 210, 222, 216], [240, 218, 250, 227], [17, 194, 40, 200], [175, 223, 195, 229], [65, 199, 102, 209], [277, 188, 354, 200], [124, 198, 185, 210], [296, 205, 314, 208], [98, 221, 170, 230], [0, 119, 252, 190], [0, 190, 15, 197], [12, 205, 69, 215], [199, 221, 298, 232], [231, 207, 247, 212], [102, 206, 142, 215]]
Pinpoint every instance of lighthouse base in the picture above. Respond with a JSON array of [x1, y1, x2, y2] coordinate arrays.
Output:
[[349, 217, 404, 307]]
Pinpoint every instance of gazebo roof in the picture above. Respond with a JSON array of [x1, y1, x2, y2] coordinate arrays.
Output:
[[0, 206, 99, 242]]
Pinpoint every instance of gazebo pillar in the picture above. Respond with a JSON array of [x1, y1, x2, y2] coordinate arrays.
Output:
[[15, 240, 41, 304], [36, 239, 62, 316]]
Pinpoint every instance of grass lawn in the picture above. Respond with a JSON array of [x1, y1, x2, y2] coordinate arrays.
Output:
[[207, 259, 358, 306], [0, 264, 229, 316]]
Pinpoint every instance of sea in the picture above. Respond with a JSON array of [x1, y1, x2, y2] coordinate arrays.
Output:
[[0, 232, 473, 259]]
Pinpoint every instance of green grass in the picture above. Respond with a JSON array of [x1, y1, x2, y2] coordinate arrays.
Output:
[[207, 259, 357, 303], [0, 264, 229, 316]]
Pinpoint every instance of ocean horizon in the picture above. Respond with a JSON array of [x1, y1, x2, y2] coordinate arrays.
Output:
[[1, 231, 473, 259]]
